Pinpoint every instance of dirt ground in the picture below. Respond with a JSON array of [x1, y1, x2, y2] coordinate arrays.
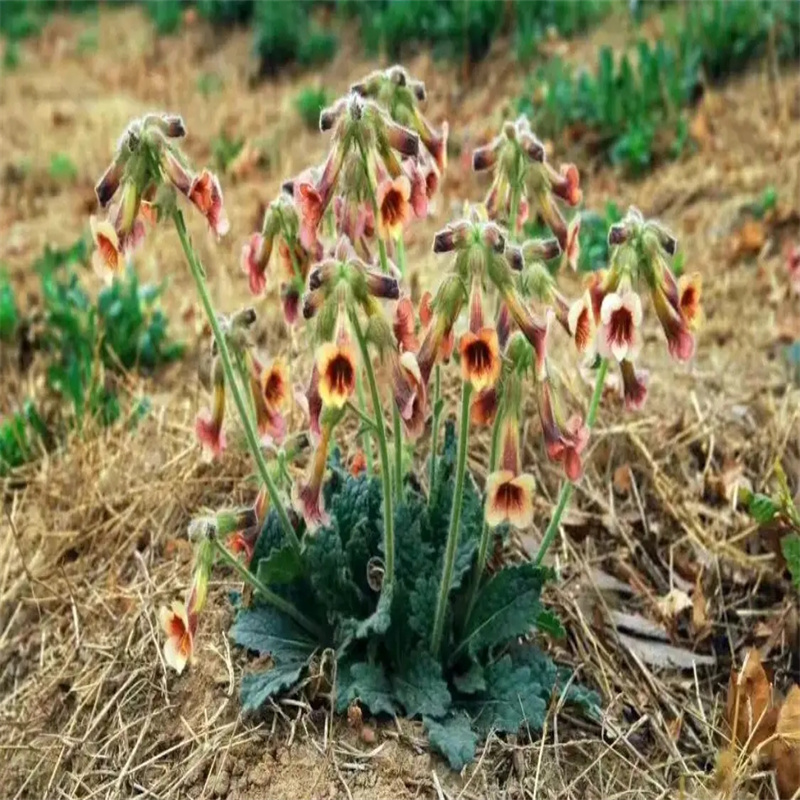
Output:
[[2, 6, 800, 799]]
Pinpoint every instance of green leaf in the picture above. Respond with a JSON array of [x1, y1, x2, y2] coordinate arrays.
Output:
[[459, 563, 549, 657], [231, 605, 318, 712], [536, 608, 566, 639], [748, 492, 779, 525], [408, 575, 438, 639], [392, 650, 451, 718], [354, 583, 393, 640], [453, 661, 486, 695], [424, 713, 478, 771], [782, 533, 800, 590], [460, 654, 550, 735], [256, 543, 304, 586], [336, 659, 396, 716]]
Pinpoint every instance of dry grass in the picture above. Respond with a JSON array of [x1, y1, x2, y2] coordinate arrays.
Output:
[[2, 6, 800, 799]]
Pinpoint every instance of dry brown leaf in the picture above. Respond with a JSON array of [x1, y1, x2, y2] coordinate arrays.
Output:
[[689, 110, 712, 148], [613, 464, 633, 495], [772, 686, 800, 798], [730, 219, 767, 261], [692, 575, 710, 638], [725, 648, 777, 756]]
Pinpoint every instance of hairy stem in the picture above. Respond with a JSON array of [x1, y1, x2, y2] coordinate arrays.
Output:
[[173, 209, 301, 556], [392, 404, 403, 502], [396, 236, 406, 276], [213, 540, 324, 639], [355, 369, 375, 476], [350, 311, 395, 585], [428, 364, 442, 501], [534, 358, 608, 566], [430, 381, 472, 654]]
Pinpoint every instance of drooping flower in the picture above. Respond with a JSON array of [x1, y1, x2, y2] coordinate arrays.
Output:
[[597, 286, 643, 363], [485, 471, 537, 529], [568, 292, 597, 362], [376, 175, 412, 240], [90, 216, 123, 282], [227, 488, 269, 564], [471, 385, 499, 426], [540, 381, 589, 481], [188, 169, 229, 238], [565, 216, 581, 270], [159, 600, 196, 674], [392, 351, 427, 439], [317, 340, 358, 409], [249, 355, 288, 444], [195, 359, 226, 460], [241, 232, 270, 296], [652, 283, 696, 362], [620, 359, 649, 411], [460, 327, 501, 392], [393, 296, 420, 353], [678, 273, 703, 330], [293, 425, 332, 530]]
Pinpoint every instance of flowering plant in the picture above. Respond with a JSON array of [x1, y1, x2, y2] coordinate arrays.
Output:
[[90, 64, 700, 769]]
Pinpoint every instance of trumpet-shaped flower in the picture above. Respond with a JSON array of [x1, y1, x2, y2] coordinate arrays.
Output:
[[568, 292, 597, 361], [317, 341, 358, 408], [195, 360, 226, 460], [160, 601, 196, 674], [459, 327, 501, 392], [620, 359, 649, 411], [540, 382, 589, 481], [392, 351, 426, 439], [678, 273, 702, 330], [376, 175, 412, 240], [90, 216, 123, 283], [598, 288, 643, 363], [188, 170, 229, 238], [293, 425, 332, 529], [485, 471, 536, 529], [652, 283, 696, 362]]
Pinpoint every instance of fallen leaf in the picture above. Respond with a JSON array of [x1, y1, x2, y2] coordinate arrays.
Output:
[[657, 588, 693, 621], [617, 633, 715, 669], [730, 219, 766, 261], [725, 648, 777, 756], [613, 464, 633, 495], [689, 110, 712, 148], [667, 715, 683, 742], [692, 575, 710, 638], [772, 686, 800, 798]]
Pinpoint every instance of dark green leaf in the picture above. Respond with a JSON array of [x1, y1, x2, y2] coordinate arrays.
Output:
[[241, 660, 307, 711], [748, 493, 779, 525], [460, 654, 550, 735], [256, 543, 304, 586], [392, 650, 451, 718], [336, 659, 396, 716], [424, 713, 478, 771], [536, 608, 566, 639], [453, 661, 486, 695], [459, 563, 549, 657], [353, 583, 393, 640]]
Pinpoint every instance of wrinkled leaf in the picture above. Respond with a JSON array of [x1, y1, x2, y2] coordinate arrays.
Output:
[[424, 713, 478, 771], [453, 661, 486, 695], [392, 650, 451, 718], [256, 543, 304, 586], [781, 534, 800, 590], [336, 659, 396, 717]]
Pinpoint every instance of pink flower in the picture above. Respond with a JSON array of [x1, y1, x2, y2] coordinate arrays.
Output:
[[393, 296, 420, 352], [541, 382, 589, 482], [565, 216, 581, 270], [294, 181, 324, 250], [598, 288, 643, 363], [485, 471, 536, 530], [404, 159, 428, 219], [188, 170, 229, 237], [241, 232, 271, 296], [620, 359, 649, 411], [90, 216, 123, 283], [196, 365, 226, 460]]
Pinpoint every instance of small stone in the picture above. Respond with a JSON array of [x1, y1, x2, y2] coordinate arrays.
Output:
[[213, 770, 230, 797]]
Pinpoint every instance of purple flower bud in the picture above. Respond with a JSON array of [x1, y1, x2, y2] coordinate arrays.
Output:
[[386, 121, 420, 158], [505, 246, 524, 271], [608, 223, 629, 246], [519, 131, 545, 163], [95, 160, 123, 207]]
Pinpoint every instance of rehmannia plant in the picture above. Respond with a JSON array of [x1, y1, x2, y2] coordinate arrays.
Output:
[[89, 64, 701, 770]]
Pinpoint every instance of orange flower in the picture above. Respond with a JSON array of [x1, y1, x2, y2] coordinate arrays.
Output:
[[293, 425, 332, 529], [568, 292, 597, 361], [188, 170, 229, 237], [485, 471, 536, 529], [394, 296, 419, 352], [471, 386, 498, 426], [262, 358, 289, 411], [541, 382, 588, 482], [678, 273, 702, 330], [317, 342, 358, 408], [376, 175, 412, 240], [250, 357, 287, 444], [90, 216, 123, 283], [460, 327, 500, 391], [159, 600, 196, 674]]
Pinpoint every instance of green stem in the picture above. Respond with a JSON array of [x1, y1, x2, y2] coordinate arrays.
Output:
[[428, 364, 442, 501], [392, 404, 403, 502], [277, 217, 305, 288], [430, 381, 472, 654], [355, 370, 375, 476], [346, 400, 377, 430], [173, 209, 301, 557], [534, 358, 608, 566], [233, 351, 256, 427], [508, 183, 521, 242], [463, 407, 503, 621], [396, 236, 406, 276], [213, 540, 324, 639], [350, 311, 395, 585]]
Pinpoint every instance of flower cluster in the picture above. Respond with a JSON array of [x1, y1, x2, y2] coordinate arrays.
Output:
[[91, 113, 229, 282], [567, 207, 701, 411], [472, 115, 581, 266]]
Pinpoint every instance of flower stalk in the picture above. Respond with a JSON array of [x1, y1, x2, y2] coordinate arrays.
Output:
[[350, 310, 395, 585], [173, 209, 302, 557], [430, 380, 472, 654], [212, 539, 324, 639], [534, 357, 608, 565], [355, 370, 375, 476], [428, 364, 442, 498]]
